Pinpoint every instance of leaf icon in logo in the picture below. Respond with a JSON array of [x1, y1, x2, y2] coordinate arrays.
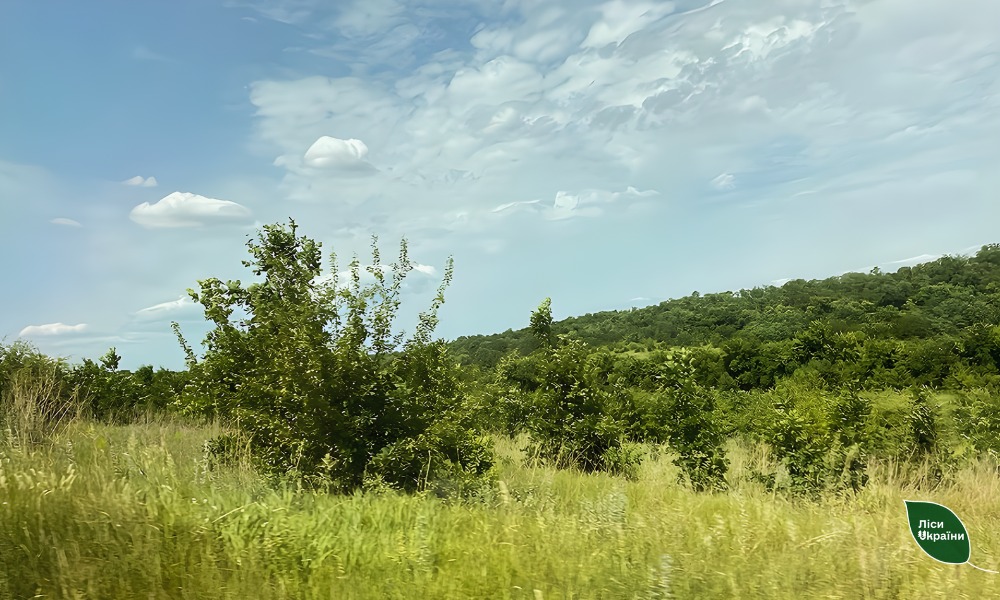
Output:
[[904, 500, 971, 565]]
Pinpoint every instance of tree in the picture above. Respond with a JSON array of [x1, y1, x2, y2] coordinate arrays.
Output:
[[529, 297, 556, 349], [652, 350, 729, 491], [173, 219, 493, 494], [498, 299, 634, 473]]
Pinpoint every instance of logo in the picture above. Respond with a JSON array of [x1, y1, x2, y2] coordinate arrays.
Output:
[[904, 500, 997, 573]]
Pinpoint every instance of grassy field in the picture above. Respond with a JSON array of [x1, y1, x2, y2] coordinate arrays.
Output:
[[2, 419, 1000, 599]]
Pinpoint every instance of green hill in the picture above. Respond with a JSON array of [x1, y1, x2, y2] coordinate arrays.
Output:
[[448, 244, 1000, 373]]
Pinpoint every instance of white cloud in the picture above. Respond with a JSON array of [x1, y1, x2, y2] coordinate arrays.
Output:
[[711, 173, 736, 190], [122, 175, 158, 187], [19, 323, 88, 336], [411, 262, 437, 276], [447, 56, 545, 107], [721, 17, 821, 62], [492, 199, 541, 214], [129, 192, 254, 229], [50, 217, 81, 227], [553, 191, 579, 212], [488, 186, 657, 222], [134, 296, 197, 319], [302, 136, 377, 173], [580, 0, 678, 49], [885, 254, 941, 267]]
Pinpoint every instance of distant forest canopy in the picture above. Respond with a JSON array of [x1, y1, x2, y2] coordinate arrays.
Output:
[[448, 244, 1000, 374]]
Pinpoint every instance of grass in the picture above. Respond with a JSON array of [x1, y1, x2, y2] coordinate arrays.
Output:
[[3, 418, 1000, 599]]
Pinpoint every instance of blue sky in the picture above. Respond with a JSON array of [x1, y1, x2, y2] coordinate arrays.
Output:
[[2, 0, 998, 370]]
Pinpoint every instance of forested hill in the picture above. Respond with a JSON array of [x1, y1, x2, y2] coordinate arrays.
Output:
[[448, 244, 1000, 369]]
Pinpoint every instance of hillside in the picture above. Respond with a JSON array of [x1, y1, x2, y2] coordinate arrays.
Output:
[[448, 245, 1000, 370]]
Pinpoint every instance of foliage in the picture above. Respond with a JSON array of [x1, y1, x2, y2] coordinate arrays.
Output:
[[495, 299, 636, 474], [451, 245, 1000, 395], [171, 219, 493, 494], [68, 348, 187, 422], [658, 380, 729, 492]]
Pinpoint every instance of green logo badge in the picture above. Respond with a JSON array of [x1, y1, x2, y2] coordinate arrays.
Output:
[[904, 500, 996, 573]]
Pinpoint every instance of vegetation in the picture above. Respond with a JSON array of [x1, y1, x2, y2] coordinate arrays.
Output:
[[449, 244, 1000, 389], [2, 423, 1000, 598], [171, 219, 493, 495], [3, 224, 1000, 597]]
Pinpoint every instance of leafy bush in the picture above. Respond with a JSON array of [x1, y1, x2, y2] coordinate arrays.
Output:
[[496, 299, 636, 473], [172, 219, 493, 495], [761, 400, 832, 494], [652, 351, 729, 492], [526, 335, 632, 472]]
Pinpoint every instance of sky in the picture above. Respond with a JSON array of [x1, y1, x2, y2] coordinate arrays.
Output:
[[1, 0, 998, 370]]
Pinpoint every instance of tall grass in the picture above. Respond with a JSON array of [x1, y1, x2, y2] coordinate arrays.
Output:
[[2, 420, 1000, 599], [0, 344, 83, 448]]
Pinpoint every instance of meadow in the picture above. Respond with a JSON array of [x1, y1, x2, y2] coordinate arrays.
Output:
[[3, 416, 1000, 599]]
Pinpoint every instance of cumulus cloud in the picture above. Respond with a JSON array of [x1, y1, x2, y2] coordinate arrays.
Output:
[[580, 0, 678, 50], [129, 191, 254, 228], [122, 175, 159, 187], [50, 217, 81, 227], [302, 136, 377, 173], [19, 323, 88, 336]]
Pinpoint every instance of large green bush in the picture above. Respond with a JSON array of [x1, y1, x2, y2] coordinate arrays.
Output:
[[172, 219, 493, 495], [495, 299, 635, 474]]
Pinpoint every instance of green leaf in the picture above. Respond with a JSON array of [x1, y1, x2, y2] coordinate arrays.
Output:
[[904, 500, 971, 564]]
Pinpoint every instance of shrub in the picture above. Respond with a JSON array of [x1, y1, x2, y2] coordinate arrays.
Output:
[[497, 299, 636, 474], [653, 352, 728, 492], [172, 219, 493, 494]]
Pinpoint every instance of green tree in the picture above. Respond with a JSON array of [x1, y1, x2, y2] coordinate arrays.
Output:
[[530, 297, 556, 349], [500, 299, 635, 473], [173, 219, 492, 494], [654, 351, 729, 491]]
